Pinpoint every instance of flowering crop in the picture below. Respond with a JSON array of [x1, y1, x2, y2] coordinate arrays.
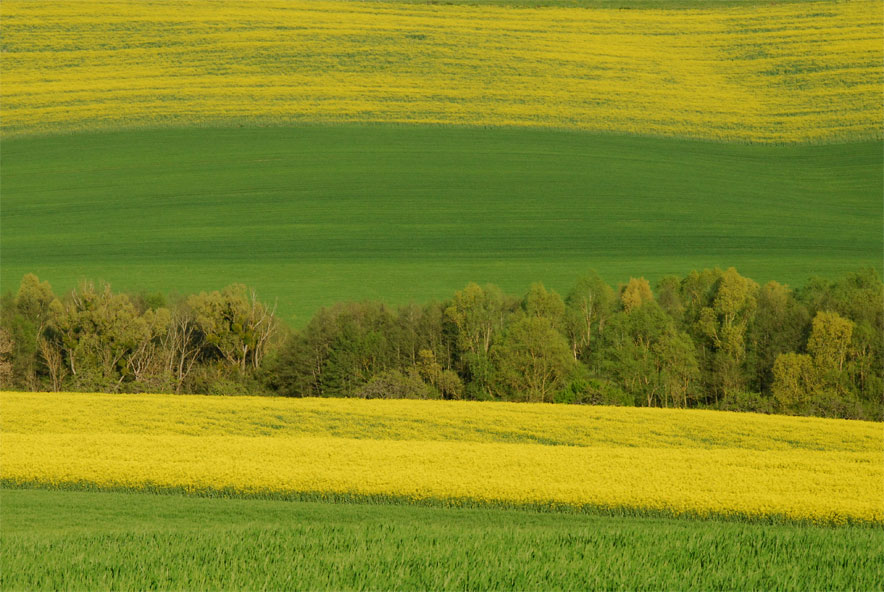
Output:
[[2, 392, 881, 524], [1, 1, 881, 142]]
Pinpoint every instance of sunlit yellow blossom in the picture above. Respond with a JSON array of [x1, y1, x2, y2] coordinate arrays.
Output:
[[1, 392, 881, 524], [1, 1, 881, 142]]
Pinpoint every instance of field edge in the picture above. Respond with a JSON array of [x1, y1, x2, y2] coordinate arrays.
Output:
[[3, 480, 880, 529]]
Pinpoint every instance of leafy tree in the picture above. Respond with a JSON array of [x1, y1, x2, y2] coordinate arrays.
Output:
[[187, 284, 277, 373], [849, 322, 884, 407], [747, 281, 809, 393], [555, 374, 632, 406], [564, 272, 615, 362], [772, 311, 866, 418], [0, 268, 879, 419], [48, 281, 161, 391], [416, 348, 464, 399], [445, 283, 512, 357], [656, 275, 684, 325], [0, 274, 57, 389], [798, 269, 883, 331], [274, 306, 341, 397], [393, 302, 453, 371], [435, 368, 464, 400], [807, 311, 854, 376], [490, 317, 577, 402], [446, 283, 515, 397], [772, 352, 817, 411], [356, 368, 437, 400], [275, 301, 399, 397], [15, 274, 55, 336], [522, 283, 566, 328], [797, 269, 884, 407], [0, 328, 13, 387], [652, 328, 700, 408], [319, 302, 398, 396], [694, 268, 759, 400], [600, 301, 698, 407], [619, 277, 653, 313], [680, 268, 724, 332]]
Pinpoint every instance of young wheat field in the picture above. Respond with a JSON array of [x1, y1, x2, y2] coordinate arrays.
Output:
[[3, 489, 881, 590]]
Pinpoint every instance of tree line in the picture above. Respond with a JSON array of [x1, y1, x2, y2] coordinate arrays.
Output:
[[1, 267, 881, 420]]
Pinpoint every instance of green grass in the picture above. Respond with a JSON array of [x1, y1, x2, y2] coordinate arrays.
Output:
[[2, 125, 880, 324], [2, 488, 881, 591]]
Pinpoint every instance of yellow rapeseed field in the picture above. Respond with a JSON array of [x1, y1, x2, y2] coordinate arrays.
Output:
[[1, 0, 881, 142], [1, 392, 881, 524]]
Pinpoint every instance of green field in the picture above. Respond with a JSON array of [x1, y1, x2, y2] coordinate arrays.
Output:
[[2, 488, 880, 591], [2, 126, 881, 322]]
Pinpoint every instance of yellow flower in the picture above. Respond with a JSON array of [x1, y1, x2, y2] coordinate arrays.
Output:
[[1, 1, 881, 142], [2, 391, 881, 524]]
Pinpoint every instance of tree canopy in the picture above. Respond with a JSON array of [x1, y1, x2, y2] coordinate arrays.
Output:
[[2, 267, 881, 421]]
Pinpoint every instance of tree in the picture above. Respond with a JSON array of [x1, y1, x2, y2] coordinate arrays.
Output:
[[680, 268, 723, 330], [747, 281, 809, 393], [772, 352, 817, 410], [773, 311, 857, 417], [48, 281, 160, 391], [807, 311, 854, 375], [652, 329, 700, 408], [274, 306, 340, 397], [656, 275, 684, 325], [445, 283, 512, 357], [490, 317, 577, 402], [37, 335, 66, 392], [0, 328, 13, 387], [849, 322, 884, 406], [321, 302, 398, 396], [415, 348, 464, 399], [564, 272, 615, 361], [620, 277, 653, 313], [15, 273, 55, 336], [274, 301, 401, 397], [0, 274, 57, 389], [126, 307, 172, 391], [797, 269, 883, 406], [161, 303, 202, 394], [187, 284, 277, 373], [445, 283, 515, 397], [392, 302, 453, 371], [600, 301, 698, 407], [356, 368, 436, 400], [522, 283, 566, 328], [804, 311, 854, 401], [694, 268, 758, 400]]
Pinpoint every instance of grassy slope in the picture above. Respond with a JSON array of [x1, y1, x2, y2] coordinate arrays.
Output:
[[2, 126, 881, 323], [2, 489, 881, 591]]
